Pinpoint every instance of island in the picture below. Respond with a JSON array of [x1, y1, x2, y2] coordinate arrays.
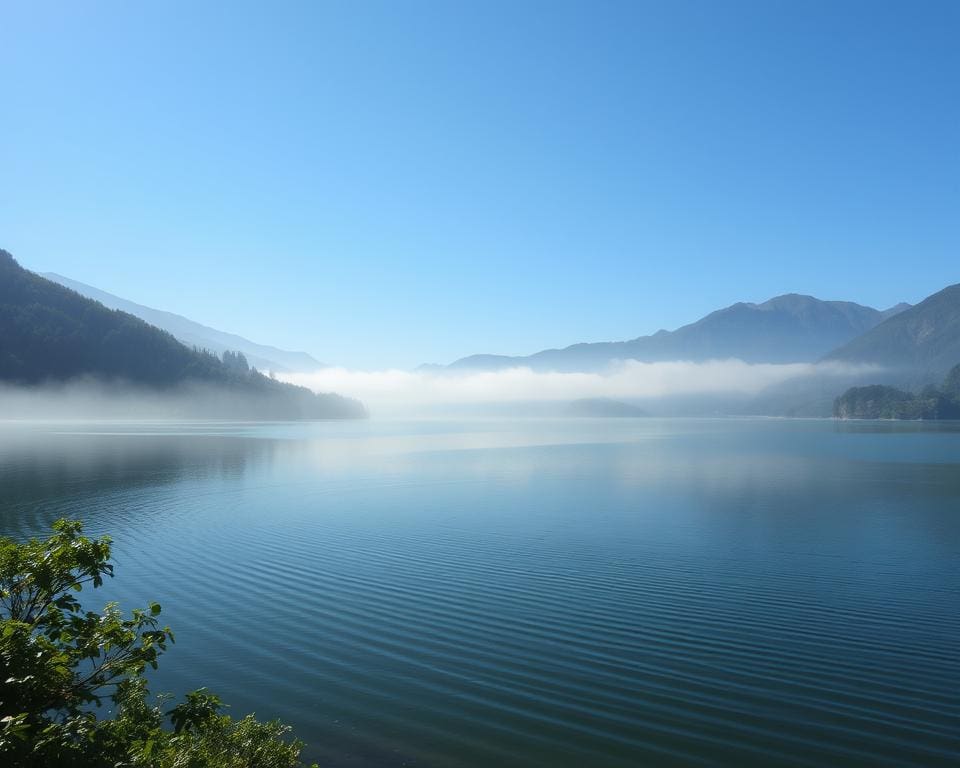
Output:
[[834, 365, 960, 420]]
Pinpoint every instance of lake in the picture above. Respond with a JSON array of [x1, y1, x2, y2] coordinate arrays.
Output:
[[0, 418, 958, 766]]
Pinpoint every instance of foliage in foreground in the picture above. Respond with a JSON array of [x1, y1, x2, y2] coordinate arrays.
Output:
[[0, 519, 317, 767]]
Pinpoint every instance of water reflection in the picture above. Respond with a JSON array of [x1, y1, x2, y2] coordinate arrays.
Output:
[[0, 423, 278, 536]]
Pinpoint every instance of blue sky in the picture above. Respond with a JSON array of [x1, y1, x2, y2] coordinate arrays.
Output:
[[2, 1, 958, 368]]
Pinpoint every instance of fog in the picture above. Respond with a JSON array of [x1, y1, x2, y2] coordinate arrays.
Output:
[[0, 379, 356, 420], [282, 359, 883, 417], [0, 360, 884, 420]]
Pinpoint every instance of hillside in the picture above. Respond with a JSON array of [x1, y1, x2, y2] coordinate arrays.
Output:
[[834, 365, 960, 420], [448, 294, 907, 372], [825, 283, 960, 382], [43, 272, 322, 373], [0, 250, 364, 419]]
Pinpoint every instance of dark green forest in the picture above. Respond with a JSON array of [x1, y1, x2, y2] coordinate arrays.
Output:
[[834, 364, 960, 420], [0, 250, 365, 419]]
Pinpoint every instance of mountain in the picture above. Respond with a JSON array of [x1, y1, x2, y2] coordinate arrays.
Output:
[[43, 273, 322, 373], [880, 302, 913, 320], [0, 250, 364, 419], [824, 283, 960, 382], [448, 294, 908, 372]]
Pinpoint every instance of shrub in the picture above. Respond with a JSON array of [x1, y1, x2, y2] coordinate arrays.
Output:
[[0, 520, 316, 767]]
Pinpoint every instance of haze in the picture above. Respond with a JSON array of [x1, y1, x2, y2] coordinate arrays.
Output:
[[282, 360, 880, 417]]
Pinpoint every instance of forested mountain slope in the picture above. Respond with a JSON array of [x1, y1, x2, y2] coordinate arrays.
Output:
[[0, 250, 364, 419], [43, 272, 322, 373]]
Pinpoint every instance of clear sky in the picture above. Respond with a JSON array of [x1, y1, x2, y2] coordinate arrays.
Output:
[[2, 1, 958, 368]]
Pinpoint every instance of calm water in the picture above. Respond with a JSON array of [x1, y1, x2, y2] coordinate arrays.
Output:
[[1, 418, 958, 767]]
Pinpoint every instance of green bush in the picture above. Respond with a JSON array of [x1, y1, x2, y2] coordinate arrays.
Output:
[[0, 520, 317, 767]]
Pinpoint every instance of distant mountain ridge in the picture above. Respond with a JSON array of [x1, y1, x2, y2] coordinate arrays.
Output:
[[448, 294, 909, 372], [825, 283, 960, 381], [43, 273, 323, 374]]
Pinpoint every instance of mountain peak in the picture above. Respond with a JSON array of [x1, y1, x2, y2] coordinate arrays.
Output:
[[880, 302, 913, 320], [758, 293, 820, 309], [825, 282, 960, 378], [447, 292, 899, 371]]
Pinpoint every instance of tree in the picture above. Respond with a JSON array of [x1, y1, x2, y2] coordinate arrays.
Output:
[[222, 351, 250, 374], [944, 363, 960, 399], [0, 520, 317, 767]]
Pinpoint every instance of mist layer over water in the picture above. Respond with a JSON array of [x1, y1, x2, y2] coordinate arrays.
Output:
[[0, 419, 958, 767], [282, 360, 881, 416]]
